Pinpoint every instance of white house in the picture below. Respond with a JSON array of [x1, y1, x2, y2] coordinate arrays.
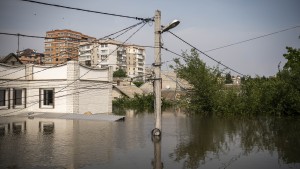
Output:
[[0, 61, 112, 116]]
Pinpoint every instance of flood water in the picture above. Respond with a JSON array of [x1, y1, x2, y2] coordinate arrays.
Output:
[[1, 110, 300, 169]]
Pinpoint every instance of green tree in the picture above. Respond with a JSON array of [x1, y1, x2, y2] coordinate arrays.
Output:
[[276, 47, 300, 115], [113, 69, 127, 77], [171, 48, 222, 115], [280, 47, 300, 91], [225, 72, 233, 84]]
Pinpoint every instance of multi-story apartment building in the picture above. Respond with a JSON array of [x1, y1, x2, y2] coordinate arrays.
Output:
[[44, 29, 95, 65], [79, 42, 99, 67], [126, 45, 145, 80], [98, 39, 127, 72], [79, 39, 146, 80]]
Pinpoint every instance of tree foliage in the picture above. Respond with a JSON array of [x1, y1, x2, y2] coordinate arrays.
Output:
[[171, 47, 300, 116], [113, 69, 127, 77], [132, 81, 144, 87], [225, 72, 233, 84], [172, 48, 222, 115]]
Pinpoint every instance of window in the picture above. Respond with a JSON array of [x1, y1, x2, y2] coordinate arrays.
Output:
[[101, 50, 108, 53], [40, 89, 54, 109], [14, 89, 22, 105], [13, 88, 26, 108], [0, 89, 6, 106], [44, 90, 53, 105]]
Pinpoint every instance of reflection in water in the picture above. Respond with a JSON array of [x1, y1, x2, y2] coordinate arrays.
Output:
[[170, 116, 300, 169], [12, 121, 26, 134], [152, 136, 163, 169], [0, 112, 300, 168]]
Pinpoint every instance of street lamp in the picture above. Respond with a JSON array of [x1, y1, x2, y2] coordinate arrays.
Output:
[[161, 20, 180, 33], [152, 10, 180, 137]]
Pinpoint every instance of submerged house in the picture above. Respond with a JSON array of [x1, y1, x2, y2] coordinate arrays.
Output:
[[0, 61, 112, 116], [112, 84, 143, 100]]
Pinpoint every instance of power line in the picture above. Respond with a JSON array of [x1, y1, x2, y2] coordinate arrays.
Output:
[[0, 21, 148, 116], [20, 0, 153, 22], [168, 31, 245, 76], [161, 47, 231, 76], [0, 21, 145, 83], [57, 22, 148, 94], [0, 83, 110, 116], [204, 25, 300, 52], [100, 21, 144, 39], [0, 32, 88, 42], [0, 83, 110, 103]]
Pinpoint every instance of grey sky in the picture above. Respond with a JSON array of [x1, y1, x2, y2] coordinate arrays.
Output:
[[0, 0, 299, 76]]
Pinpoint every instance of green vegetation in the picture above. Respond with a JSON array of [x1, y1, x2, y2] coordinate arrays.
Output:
[[132, 81, 144, 87], [113, 93, 173, 113], [225, 72, 233, 84], [113, 69, 127, 77], [171, 47, 300, 116]]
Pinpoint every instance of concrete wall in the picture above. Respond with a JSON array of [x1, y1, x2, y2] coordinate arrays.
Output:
[[0, 61, 112, 116]]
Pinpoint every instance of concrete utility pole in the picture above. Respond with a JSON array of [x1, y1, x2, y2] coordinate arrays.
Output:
[[152, 10, 180, 136], [153, 10, 162, 136]]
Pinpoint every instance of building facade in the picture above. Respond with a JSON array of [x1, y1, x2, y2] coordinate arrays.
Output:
[[44, 29, 95, 65], [0, 53, 23, 65], [0, 61, 112, 116], [18, 48, 44, 64], [79, 42, 99, 67], [97, 39, 126, 72], [79, 39, 145, 80], [126, 45, 145, 80]]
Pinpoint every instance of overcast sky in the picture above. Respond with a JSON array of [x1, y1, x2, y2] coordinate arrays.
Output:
[[0, 0, 299, 76]]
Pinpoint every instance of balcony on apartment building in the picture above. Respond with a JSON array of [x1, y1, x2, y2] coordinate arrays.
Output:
[[136, 54, 144, 60], [79, 55, 91, 62], [137, 62, 144, 68], [117, 61, 127, 67], [137, 67, 144, 73]]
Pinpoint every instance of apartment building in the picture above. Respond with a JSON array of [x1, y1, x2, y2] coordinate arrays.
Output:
[[79, 42, 99, 67], [98, 39, 127, 71], [44, 29, 95, 65], [126, 45, 145, 80], [79, 39, 146, 80]]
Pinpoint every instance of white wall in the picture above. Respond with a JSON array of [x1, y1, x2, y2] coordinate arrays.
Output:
[[33, 65, 67, 80], [0, 61, 112, 116], [0, 64, 26, 80], [78, 81, 111, 114]]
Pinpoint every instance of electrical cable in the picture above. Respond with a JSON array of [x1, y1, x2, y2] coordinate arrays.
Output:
[[100, 21, 144, 40], [204, 25, 300, 52], [161, 47, 228, 76], [0, 21, 145, 84], [0, 82, 110, 103], [0, 83, 110, 116], [56, 22, 148, 94], [168, 31, 245, 76], [0, 22, 148, 116], [20, 0, 153, 22], [0, 32, 87, 42]]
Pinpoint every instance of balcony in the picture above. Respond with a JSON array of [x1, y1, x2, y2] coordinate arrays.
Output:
[[137, 55, 144, 60]]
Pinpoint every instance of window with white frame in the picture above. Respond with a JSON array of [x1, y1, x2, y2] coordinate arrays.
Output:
[[13, 88, 26, 109], [40, 88, 54, 109]]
